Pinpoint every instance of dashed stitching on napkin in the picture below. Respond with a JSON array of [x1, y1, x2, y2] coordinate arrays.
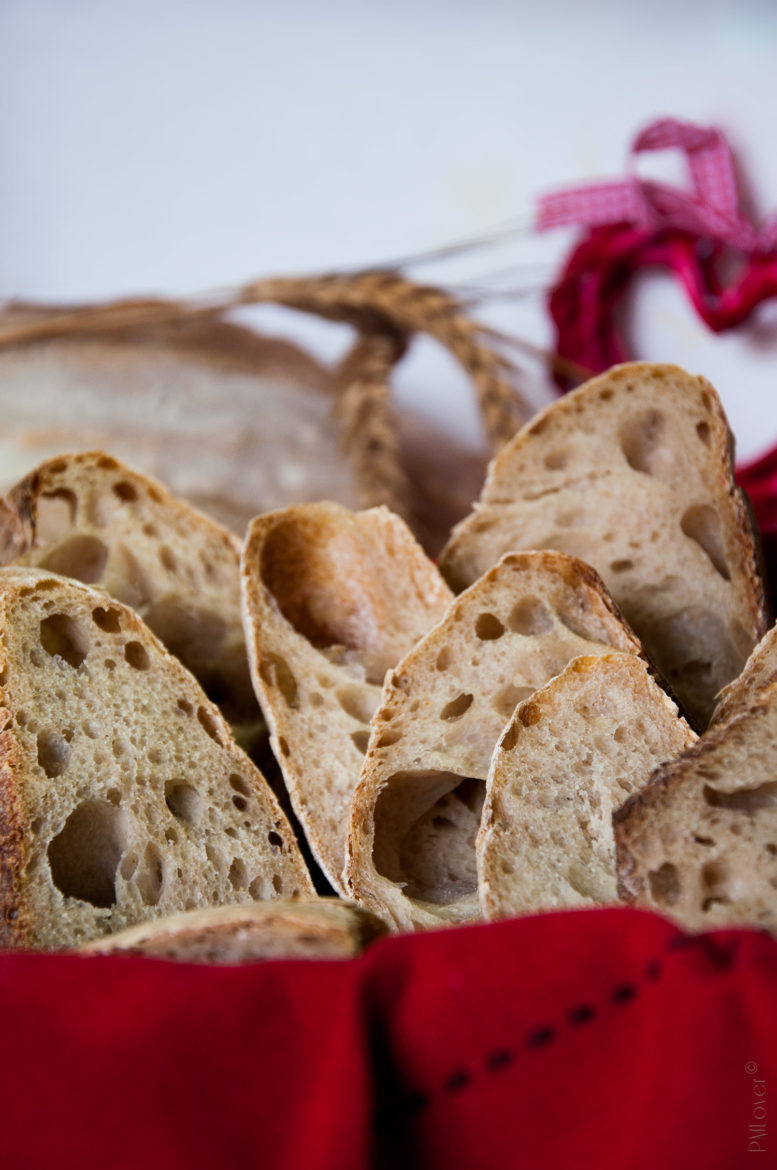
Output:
[[374, 932, 740, 1130]]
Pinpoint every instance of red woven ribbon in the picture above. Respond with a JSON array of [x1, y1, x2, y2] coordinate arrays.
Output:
[[536, 118, 777, 538]]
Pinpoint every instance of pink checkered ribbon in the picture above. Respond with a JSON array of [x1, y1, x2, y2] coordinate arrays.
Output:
[[537, 117, 777, 252]]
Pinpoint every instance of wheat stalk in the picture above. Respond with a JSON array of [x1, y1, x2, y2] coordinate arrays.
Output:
[[0, 270, 537, 514]]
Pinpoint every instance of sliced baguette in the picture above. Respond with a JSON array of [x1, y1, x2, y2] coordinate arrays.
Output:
[[3, 451, 263, 749], [711, 623, 777, 725], [440, 362, 768, 728], [478, 653, 696, 920], [0, 568, 313, 951], [614, 680, 777, 932], [81, 898, 386, 963], [240, 503, 453, 893], [344, 550, 644, 931]]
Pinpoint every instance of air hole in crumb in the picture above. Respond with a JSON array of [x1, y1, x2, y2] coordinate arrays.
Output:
[[35, 489, 78, 541], [124, 641, 150, 670], [36, 729, 70, 777], [205, 842, 222, 868], [48, 800, 127, 908], [372, 771, 484, 904], [500, 722, 520, 751], [40, 533, 108, 585], [336, 684, 378, 724], [82, 720, 99, 738], [106, 788, 121, 806], [228, 858, 248, 889], [165, 827, 178, 844], [351, 729, 371, 753], [229, 774, 250, 796], [92, 605, 121, 633], [119, 851, 138, 881], [40, 613, 88, 669], [232, 795, 248, 811], [680, 505, 730, 580], [259, 654, 298, 707], [197, 706, 223, 743], [268, 831, 283, 851], [248, 877, 266, 899], [272, 874, 283, 894], [693, 835, 715, 847], [440, 692, 474, 720], [104, 658, 116, 671], [277, 736, 290, 757], [704, 782, 777, 811], [309, 692, 324, 708], [159, 545, 177, 572], [435, 646, 452, 671], [177, 698, 194, 716], [376, 728, 402, 748], [475, 613, 505, 640], [112, 481, 138, 502], [610, 559, 634, 573], [143, 523, 158, 538], [648, 862, 680, 905], [136, 844, 164, 905], [619, 409, 671, 477], [544, 450, 568, 470], [519, 702, 542, 727], [97, 456, 119, 471], [492, 683, 534, 720], [696, 421, 711, 445], [508, 597, 553, 636], [165, 781, 202, 825]]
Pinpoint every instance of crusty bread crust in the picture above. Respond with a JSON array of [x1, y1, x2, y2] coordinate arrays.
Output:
[[614, 682, 777, 931], [344, 550, 644, 932], [81, 898, 387, 962], [440, 363, 768, 728], [0, 568, 313, 950], [711, 622, 777, 725], [241, 503, 452, 894], [4, 450, 262, 748], [478, 653, 696, 921]]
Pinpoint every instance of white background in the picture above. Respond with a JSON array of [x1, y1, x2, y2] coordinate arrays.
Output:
[[2, 0, 777, 459]]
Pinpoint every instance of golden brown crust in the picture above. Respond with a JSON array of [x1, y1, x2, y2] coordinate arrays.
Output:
[[81, 898, 387, 961]]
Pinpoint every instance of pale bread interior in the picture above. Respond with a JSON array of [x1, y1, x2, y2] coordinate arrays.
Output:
[[615, 681, 777, 932], [345, 550, 643, 931], [0, 568, 312, 950], [440, 363, 767, 728], [241, 503, 453, 892], [478, 653, 696, 920], [4, 450, 262, 748]]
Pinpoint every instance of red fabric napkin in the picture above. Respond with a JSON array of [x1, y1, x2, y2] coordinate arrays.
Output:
[[1, 906, 774, 1170]]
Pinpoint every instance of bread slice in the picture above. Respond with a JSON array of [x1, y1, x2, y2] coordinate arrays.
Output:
[[614, 680, 777, 931], [2, 450, 263, 750], [0, 568, 313, 951], [343, 550, 644, 931], [711, 623, 777, 725], [240, 503, 453, 894], [0, 311, 488, 554], [440, 363, 768, 729], [477, 653, 696, 921], [81, 898, 386, 963]]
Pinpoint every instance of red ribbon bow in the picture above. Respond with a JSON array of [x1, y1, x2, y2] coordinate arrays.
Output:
[[536, 117, 777, 546]]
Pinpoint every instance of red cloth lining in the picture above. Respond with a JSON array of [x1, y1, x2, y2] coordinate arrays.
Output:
[[1, 907, 774, 1169]]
